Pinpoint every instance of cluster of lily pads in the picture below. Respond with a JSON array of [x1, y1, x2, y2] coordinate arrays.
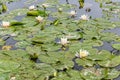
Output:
[[0, 0, 120, 80]]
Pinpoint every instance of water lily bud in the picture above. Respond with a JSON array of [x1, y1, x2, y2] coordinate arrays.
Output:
[[54, 72, 57, 77], [29, 5, 35, 10], [58, 37, 69, 45], [58, 8, 63, 12], [42, 3, 49, 8], [2, 3, 7, 12], [69, 10, 76, 17], [10, 77, 16, 80], [79, 14, 89, 20], [75, 49, 89, 58], [36, 16, 44, 23], [2, 21, 10, 28]]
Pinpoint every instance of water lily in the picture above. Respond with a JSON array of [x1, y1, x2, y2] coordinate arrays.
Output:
[[58, 37, 69, 45], [42, 3, 49, 8], [75, 49, 89, 58], [36, 16, 44, 23], [29, 5, 35, 10], [10, 77, 16, 80], [79, 14, 89, 20], [58, 8, 63, 12], [1, 21, 10, 28], [69, 10, 77, 17]]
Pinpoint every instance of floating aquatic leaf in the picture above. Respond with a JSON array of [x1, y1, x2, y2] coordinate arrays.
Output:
[[15, 41, 30, 48], [76, 58, 95, 67], [0, 60, 20, 73], [112, 44, 120, 50], [0, 39, 5, 46], [104, 69, 120, 79], [98, 56, 120, 67], [87, 50, 113, 61], [80, 67, 105, 80]]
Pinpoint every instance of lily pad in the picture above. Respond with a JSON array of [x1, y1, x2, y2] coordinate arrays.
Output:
[[80, 67, 105, 80], [0, 60, 20, 73], [112, 44, 120, 50], [98, 56, 120, 67], [76, 58, 95, 67]]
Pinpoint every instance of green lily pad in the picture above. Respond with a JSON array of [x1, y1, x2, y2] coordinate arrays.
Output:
[[0, 73, 9, 80], [76, 58, 95, 67], [80, 67, 105, 80], [15, 41, 31, 48], [0, 60, 20, 73], [0, 39, 5, 46], [112, 44, 120, 50], [52, 70, 82, 80], [98, 56, 120, 67], [104, 69, 120, 79], [87, 50, 113, 61]]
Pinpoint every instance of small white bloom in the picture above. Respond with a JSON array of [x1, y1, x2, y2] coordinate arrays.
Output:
[[79, 14, 89, 20], [36, 16, 44, 23], [1, 21, 10, 28], [10, 33, 17, 37], [69, 11, 76, 17], [58, 8, 63, 12], [75, 49, 89, 58], [29, 5, 35, 10], [17, 12, 21, 16], [58, 37, 69, 45], [42, 3, 49, 8], [10, 77, 16, 80]]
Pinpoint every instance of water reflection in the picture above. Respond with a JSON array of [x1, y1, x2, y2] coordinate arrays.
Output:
[[66, 0, 69, 4]]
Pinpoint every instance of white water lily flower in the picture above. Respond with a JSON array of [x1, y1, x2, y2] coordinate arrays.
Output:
[[2, 21, 10, 28], [69, 10, 76, 17], [42, 3, 49, 8], [29, 5, 35, 10], [36, 16, 44, 22], [79, 14, 89, 20], [10, 77, 16, 80], [75, 49, 89, 58], [58, 37, 69, 45]]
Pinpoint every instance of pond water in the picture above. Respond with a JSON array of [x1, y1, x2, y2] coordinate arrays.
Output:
[[0, 0, 120, 80]]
